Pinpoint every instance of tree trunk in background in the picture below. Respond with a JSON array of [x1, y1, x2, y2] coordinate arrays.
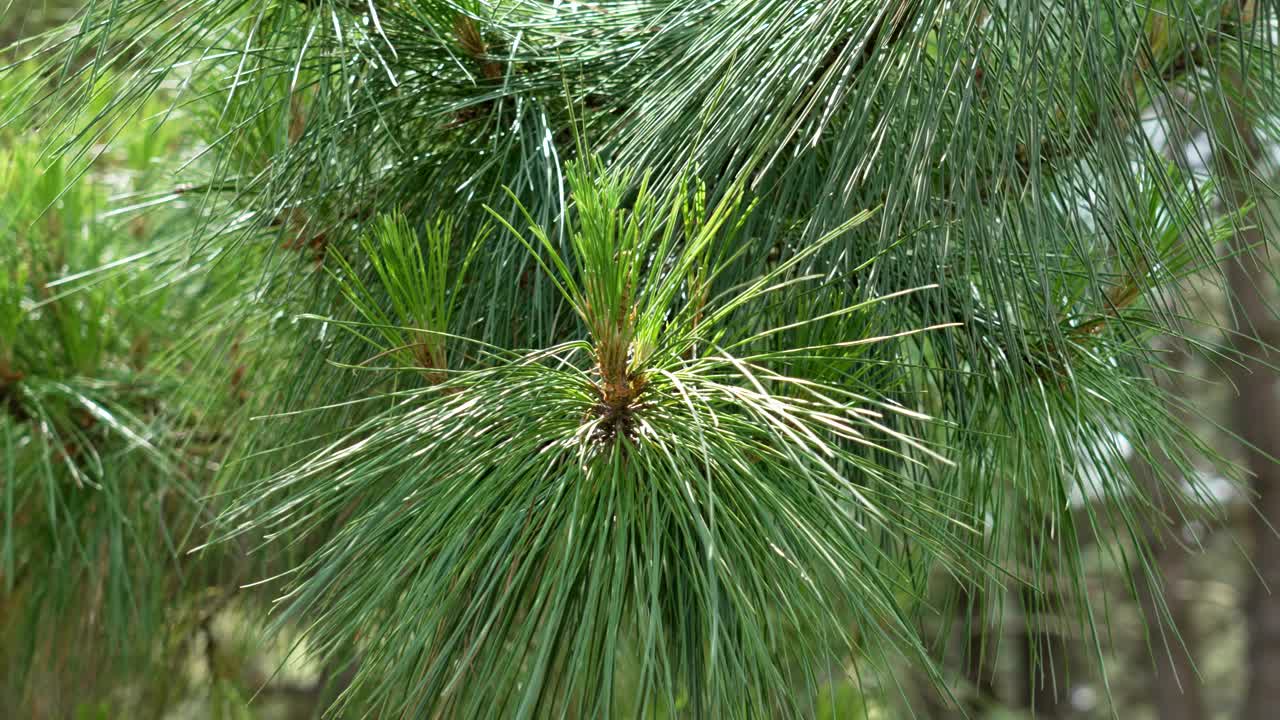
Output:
[[922, 581, 1000, 719], [957, 583, 999, 713], [1016, 593, 1076, 719], [1015, 519, 1079, 720], [1218, 76, 1280, 720], [1129, 342, 1206, 720], [1135, 538, 1203, 720]]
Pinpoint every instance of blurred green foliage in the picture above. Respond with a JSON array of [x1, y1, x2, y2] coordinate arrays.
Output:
[[0, 61, 263, 716]]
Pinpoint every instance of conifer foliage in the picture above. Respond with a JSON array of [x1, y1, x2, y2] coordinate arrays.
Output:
[[1, 0, 1276, 717]]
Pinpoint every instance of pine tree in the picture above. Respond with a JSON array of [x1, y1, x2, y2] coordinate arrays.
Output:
[[1, 1, 1276, 717]]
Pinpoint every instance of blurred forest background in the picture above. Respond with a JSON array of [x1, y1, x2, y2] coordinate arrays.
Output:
[[2, 1, 1278, 719]]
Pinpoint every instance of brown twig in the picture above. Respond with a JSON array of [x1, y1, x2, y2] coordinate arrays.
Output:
[[0, 363, 28, 423]]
